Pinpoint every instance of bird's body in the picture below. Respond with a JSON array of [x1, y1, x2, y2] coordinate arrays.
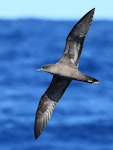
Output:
[[40, 63, 98, 83], [34, 8, 99, 139]]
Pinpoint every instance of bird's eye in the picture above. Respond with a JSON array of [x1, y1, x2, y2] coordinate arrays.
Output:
[[42, 65, 48, 69]]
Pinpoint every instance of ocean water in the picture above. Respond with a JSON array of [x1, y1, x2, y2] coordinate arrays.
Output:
[[0, 19, 113, 150]]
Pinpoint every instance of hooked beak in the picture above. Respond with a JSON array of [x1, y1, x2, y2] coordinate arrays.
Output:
[[36, 68, 43, 72]]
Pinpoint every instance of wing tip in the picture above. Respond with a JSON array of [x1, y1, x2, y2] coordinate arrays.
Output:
[[91, 8, 95, 12], [34, 134, 38, 139], [34, 123, 42, 139], [88, 8, 95, 15], [85, 8, 95, 20], [34, 133, 40, 140]]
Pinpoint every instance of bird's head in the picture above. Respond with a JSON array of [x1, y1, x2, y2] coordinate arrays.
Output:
[[36, 64, 55, 74]]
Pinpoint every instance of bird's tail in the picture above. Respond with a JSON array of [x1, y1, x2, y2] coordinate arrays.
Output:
[[74, 71, 99, 84]]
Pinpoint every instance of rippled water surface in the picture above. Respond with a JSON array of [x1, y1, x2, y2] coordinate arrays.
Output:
[[0, 19, 113, 150]]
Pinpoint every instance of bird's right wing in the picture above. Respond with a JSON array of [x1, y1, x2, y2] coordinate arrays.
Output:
[[59, 8, 95, 67]]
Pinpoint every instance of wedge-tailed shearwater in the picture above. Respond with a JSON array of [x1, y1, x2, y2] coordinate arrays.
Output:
[[34, 8, 99, 139]]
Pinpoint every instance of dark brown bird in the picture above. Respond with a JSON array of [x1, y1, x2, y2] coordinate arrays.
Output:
[[34, 8, 99, 139]]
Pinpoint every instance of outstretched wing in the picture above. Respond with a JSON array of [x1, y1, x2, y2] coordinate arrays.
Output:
[[34, 75, 71, 139], [59, 8, 95, 67], [34, 94, 57, 139]]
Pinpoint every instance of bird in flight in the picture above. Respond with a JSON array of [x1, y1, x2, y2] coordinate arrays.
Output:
[[34, 8, 99, 139]]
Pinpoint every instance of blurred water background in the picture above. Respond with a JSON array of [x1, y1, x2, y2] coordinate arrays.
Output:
[[0, 19, 113, 150]]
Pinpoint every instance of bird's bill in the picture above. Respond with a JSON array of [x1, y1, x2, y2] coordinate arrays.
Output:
[[36, 68, 43, 72]]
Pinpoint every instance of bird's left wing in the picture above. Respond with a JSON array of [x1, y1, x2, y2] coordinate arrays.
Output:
[[34, 94, 57, 139], [34, 75, 71, 139]]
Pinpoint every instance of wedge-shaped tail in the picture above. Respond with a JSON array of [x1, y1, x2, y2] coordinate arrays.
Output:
[[74, 71, 99, 84]]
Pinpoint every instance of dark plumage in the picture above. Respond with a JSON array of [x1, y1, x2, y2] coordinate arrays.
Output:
[[34, 8, 99, 139]]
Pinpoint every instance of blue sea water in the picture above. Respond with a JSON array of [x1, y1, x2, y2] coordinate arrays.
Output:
[[0, 19, 113, 150]]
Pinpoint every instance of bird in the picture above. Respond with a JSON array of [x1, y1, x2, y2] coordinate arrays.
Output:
[[34, 8, 99, 139]]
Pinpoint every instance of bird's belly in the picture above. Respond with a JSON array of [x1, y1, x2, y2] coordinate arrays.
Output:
[[54, 65, 76, 79]]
